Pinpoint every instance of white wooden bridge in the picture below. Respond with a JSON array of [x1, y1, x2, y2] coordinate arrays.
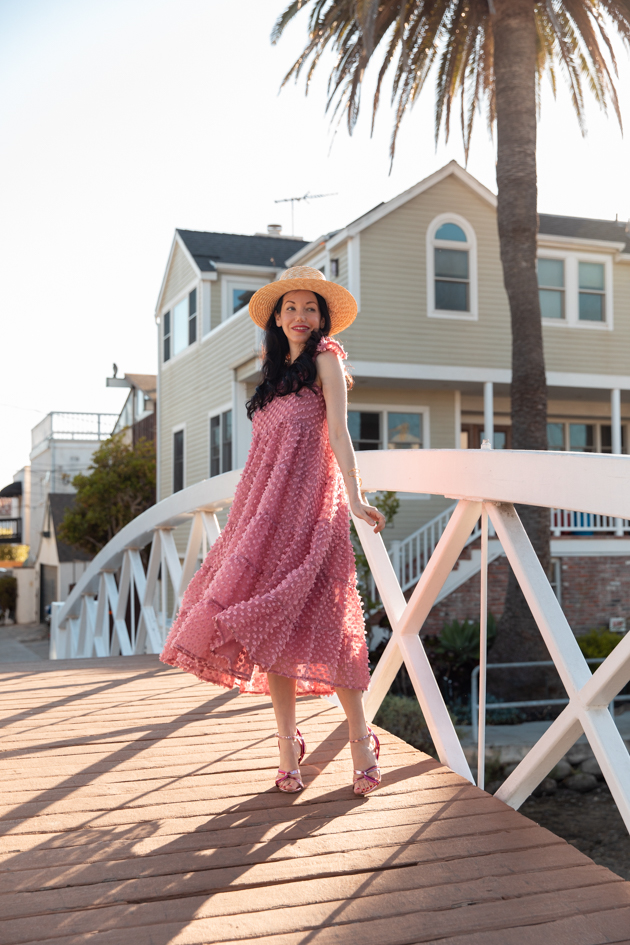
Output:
[[15, 447, 628, 943]]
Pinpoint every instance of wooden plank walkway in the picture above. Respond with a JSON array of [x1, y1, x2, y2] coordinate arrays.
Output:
[[1, 657, 629, 945]]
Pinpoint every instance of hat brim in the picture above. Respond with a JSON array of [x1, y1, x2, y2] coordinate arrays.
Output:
[[248, 279, 357, 334]]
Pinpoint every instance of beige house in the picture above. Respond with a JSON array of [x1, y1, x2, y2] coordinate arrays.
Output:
[[154, 162, 630, 624]]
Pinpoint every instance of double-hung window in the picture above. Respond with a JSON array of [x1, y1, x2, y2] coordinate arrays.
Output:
[[210, 410, 233, 477], [173, 429, 184, 493], [537, 259, 565, 320], [578, 262, 605, 322], [163, 288, 197, 362], [427, 216, 477, 320], [538, 252, 610, 328], [434, 224, 469, 312]]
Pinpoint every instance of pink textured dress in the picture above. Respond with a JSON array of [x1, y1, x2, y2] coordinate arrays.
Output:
[[160, 337, 370, 696]]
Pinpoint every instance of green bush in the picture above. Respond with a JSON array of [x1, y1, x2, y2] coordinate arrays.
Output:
[[438, 614, 497, 658], [373, 694, 434, 755], [578, 627, 623, 659], [0, 575, 17, 615]]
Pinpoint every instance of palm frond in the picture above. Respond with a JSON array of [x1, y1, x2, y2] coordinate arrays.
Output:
[[272, 0, 630, 167]]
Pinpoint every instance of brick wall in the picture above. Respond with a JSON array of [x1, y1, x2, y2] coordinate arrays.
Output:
[[421, 552, 630, 636]]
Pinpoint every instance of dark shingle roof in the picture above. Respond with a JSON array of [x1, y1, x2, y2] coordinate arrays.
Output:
[[177, 230, 308, 272], [539, 214, 630, 252], [49, 494, 93, 563]]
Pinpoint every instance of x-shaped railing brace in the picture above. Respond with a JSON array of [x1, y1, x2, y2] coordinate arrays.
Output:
[[355, 499, 630, 832]]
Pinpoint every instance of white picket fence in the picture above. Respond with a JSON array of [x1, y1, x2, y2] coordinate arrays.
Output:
[[51, 449, 630, 837]]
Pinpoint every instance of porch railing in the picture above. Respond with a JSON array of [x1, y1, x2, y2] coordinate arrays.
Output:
[[51, 449, 630, 839]]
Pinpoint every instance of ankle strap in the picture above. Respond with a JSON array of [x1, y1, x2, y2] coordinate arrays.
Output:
[[274, 731, 299, 740], [350, 728, 373, 744]]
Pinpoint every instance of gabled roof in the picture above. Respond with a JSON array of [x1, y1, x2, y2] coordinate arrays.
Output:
[[49, 494, 93, 564], [124, 374, 157, 399], [286, 161, 630, 265], [176, 230, 308, 272], [539, 214, 630, 251]]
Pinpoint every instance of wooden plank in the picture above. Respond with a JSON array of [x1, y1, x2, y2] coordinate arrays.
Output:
[[0, 659, 627, 945]]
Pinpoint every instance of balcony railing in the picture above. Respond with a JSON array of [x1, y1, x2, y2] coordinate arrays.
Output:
[[31, 412, 118, 449], [0, 519, 22, 544]]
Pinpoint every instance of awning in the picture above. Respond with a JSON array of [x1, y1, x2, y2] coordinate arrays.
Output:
[[0, 482, 22, 498]]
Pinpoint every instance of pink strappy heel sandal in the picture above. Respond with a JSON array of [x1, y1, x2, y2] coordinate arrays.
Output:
[[274, 729, 306, 793], [351, 727, 381, 795]]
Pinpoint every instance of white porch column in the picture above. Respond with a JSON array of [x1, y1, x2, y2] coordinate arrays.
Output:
[[611, 389, 623, 536], [483, 382, 494, 448], [232, 377, 253, 468]]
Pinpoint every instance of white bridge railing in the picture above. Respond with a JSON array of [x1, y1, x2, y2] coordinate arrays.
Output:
[[52, 449, 630, 837]]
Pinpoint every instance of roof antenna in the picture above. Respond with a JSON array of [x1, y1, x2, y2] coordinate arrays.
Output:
[[274, 191, 337, 237]]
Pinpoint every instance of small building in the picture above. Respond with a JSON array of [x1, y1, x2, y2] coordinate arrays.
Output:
[[35, 494, 93, 624], [107, 372, 157, 447]]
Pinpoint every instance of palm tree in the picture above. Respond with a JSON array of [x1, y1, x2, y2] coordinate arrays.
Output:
[[272, 0, 630, 667]]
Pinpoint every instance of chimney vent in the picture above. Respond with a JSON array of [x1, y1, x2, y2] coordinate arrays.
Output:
[[267, 224, 282, 237]]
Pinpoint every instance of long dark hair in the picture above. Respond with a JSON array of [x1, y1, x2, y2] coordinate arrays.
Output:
[[246, 292, 352, 419]]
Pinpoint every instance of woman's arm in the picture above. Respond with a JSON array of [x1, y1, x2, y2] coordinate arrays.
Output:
[[317, 351, 386, 534]]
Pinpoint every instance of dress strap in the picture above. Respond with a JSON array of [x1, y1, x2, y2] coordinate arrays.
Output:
[[315, 336, 347, 360]]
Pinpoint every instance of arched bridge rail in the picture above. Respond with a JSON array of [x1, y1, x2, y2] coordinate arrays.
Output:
[[52, 450, 630, 836]]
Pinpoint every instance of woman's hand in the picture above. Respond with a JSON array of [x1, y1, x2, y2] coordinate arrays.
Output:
[[349, 498, 386, 534]]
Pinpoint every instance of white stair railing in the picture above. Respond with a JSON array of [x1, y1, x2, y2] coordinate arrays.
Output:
[[386, 502, 481, 593], [52, 449, 630, 837]]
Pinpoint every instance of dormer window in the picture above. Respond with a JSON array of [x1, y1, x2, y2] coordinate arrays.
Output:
[[427, 215, 478, 320]]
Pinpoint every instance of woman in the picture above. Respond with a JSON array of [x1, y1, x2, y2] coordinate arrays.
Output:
[[161, 266, 386, 795]]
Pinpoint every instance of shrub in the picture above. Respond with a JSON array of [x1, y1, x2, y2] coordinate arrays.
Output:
[[578, 627, 623, 659], [373, 694, 434, 755]]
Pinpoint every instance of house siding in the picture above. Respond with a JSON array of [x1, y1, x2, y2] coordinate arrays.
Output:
[[542, 259, 630, 376], [159, 311, 256, 502], [162, 242, 197, 308]]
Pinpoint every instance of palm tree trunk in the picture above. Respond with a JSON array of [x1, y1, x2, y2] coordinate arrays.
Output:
[[490, 0, 551, 673]]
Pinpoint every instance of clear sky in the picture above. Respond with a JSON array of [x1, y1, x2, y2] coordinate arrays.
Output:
[[1, 0, 629, 489]]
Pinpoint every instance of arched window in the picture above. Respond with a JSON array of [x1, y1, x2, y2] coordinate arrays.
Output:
[[427, 214, 478, 320]]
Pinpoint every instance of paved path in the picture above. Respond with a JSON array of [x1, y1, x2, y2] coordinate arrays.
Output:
[[0, 623, 49, 662], [1, 656, 629, 945]]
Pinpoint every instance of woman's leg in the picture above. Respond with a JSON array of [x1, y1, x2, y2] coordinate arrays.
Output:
[[267, 672, 301, 790], [335, 687, 379, 793]]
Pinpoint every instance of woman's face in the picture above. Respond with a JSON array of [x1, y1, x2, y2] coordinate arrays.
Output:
[[275, 291, 325, 343]]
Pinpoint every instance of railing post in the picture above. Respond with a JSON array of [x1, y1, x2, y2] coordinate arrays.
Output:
[[477, 506, 489, 790], [611, 389, 624, 536], [49, 602, 63, 659], [483, 381, 494, 448], [471, 665, 479, 742], [390, 540, 402, 584]]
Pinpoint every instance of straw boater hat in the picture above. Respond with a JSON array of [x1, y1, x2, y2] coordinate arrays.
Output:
[[248, 266, 357, 335]]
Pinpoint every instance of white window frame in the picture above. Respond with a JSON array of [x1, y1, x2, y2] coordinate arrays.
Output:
[[347, 403, 431, 499], [547, 419, 627, 454], [200, 279, 212, 338], [221, 276, 268, 324], [426, 213, 478, 321], [160, 278, 199, 367], [172, 422, 186, 494], [538, 249, 613, 331], [208, 401, 234, 478]]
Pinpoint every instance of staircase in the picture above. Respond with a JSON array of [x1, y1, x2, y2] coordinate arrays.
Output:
[[382, 502, 503, 601]]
